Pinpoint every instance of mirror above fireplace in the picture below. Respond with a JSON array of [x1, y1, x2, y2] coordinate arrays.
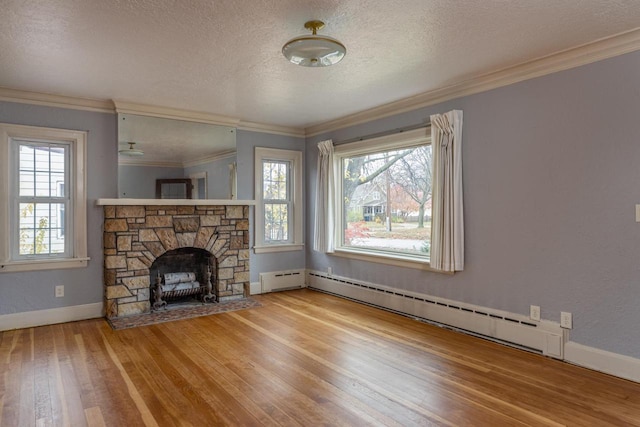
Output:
[[117, 112, 237, 199]]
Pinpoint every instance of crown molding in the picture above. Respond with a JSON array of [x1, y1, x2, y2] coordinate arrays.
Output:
[[113, 101, 305, 137], [118, 159, 183, 168], [183, 150, 236, 168], [113, 100, 240, 127], [238, 120, 305, 138], [305, 27, 640, 137], [0, 86, 115, 113], [119, 149, 236, 168]]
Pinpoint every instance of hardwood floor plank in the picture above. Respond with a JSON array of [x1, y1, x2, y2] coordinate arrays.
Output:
[[99, 328, 160, 427], [227, 310, 458, 426], [184, 315, 405, 427], [179, 315, 361, 426], [237, 298, 558, 426], [161, 320, 302, 426], [32, 327, 54, 427], [80, 321, 147, 427], [84, 406, 106, 427], [19, 329, 36, 427], [1, 330, 23, 427], [272, 292, 628, 425], [2, 289, 640, 426]]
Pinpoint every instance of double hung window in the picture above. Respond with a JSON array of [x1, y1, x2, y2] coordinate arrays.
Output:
[[254, 147, 303, 253], [14, 141, 70, 257], [0, 123, 88, 272]]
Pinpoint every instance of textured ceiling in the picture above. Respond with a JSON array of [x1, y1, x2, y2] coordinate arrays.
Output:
[[2, 0, 640, 129]]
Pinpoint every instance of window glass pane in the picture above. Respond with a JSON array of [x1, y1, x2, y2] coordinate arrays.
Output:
[[19, 171, 35, 196], [18, 202, 65, 256], [341, 145, 432, 257], [35, 172, 52, 196], [19, 228, 35, 255], [264, 203, 288, 242], [19, 144, 67, 198], [263, 161, 288, 200], [49, 147, 66, 173]]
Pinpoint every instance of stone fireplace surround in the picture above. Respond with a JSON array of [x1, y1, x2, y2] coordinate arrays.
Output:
[[99, 200, 251, 318]]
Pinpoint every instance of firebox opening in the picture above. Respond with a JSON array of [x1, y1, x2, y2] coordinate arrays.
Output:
[[149, 247, 216, 308]]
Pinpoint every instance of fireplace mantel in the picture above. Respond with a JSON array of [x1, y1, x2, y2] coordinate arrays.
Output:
[[97, 198, 255, 206]]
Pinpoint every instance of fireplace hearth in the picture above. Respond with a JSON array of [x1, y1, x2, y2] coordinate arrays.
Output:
[[102, 203, 250, 318]]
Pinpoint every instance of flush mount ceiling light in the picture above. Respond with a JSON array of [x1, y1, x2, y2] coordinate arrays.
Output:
[[119, 142, 144, 157], [282, 20, 346, 67]]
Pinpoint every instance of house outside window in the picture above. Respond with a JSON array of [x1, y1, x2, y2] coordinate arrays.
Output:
[[334, 127, 431, 264], [0, 123, 88, 272], [254, 147, 303, 253]]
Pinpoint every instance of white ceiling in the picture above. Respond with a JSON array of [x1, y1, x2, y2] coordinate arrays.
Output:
[[2, 0, 640, 130]]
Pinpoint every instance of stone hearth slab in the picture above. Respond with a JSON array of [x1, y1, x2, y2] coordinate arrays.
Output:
[[107, 298, 262, 330]]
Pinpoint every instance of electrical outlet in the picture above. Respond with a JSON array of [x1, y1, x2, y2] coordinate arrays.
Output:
[[530, 305, 541, 321], [55, 285, 64, 298], [328, 267, 333, 275], [560, 311, 573, 329]]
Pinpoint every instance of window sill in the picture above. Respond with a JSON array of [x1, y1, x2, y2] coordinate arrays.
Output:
[[253, 244, 304, 254], [331, 248, 452, 274], [0, 257, 90, 273]]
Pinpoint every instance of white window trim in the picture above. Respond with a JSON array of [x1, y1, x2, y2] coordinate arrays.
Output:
[[333, 127, 431, 266], [254, 147, 303, 254], [0, 123, 89, 273]]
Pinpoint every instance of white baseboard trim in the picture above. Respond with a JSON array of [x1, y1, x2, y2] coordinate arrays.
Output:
[[0, 302, 104, 331], [564, 341, 640, 383], [250, 282, 262, 295]]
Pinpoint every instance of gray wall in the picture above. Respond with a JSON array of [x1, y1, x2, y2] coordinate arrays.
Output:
[[184, 154, 237, 199], [306, 50, 640, 359], [0, 101, 117, 315], [236, 130, 306, 282], [118, 165, 185, 198]]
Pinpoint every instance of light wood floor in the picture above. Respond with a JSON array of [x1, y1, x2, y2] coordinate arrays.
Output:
[[2, 289, 640, 426]]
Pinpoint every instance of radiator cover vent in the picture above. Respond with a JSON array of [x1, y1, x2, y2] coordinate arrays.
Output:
[[260, 269, 305, 293]]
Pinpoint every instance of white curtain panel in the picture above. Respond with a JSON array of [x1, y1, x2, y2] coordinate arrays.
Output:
[[430, 110, 464, 272], [313, 140, 335, 253]]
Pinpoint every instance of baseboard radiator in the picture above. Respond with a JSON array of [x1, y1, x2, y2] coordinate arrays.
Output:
[[260, 269, 306, 293], [307, 270, 565, 359]]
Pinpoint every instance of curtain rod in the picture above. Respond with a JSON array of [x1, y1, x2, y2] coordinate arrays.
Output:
[[335, 122, 430, 146]]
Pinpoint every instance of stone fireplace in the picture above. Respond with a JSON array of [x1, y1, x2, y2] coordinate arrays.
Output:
[[101, 203, 250, 318]]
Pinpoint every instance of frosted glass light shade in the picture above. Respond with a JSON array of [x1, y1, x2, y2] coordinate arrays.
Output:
[[282, 21, 346, 67], [119, 142, 144, 157]]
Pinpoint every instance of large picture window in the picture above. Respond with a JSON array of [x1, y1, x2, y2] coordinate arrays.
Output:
[[0, 123, 88, 272], [254, 147, 303, 253], [334, 128, 431, 264]]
